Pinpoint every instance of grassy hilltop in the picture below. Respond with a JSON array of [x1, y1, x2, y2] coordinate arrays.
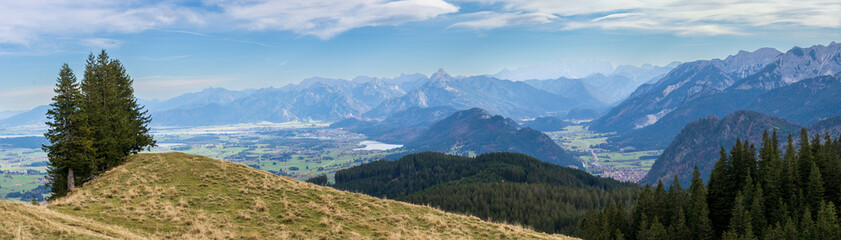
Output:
[[1, 152, 575, 239]]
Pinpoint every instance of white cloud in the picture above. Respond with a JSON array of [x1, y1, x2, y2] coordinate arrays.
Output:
[[457, 0, 841, 35], [0, 0, 459, 44], [80, 38, 123, 49], [448, 11, 556, 30], [208, 0, 459, 39], [0, 0, 201, 45]]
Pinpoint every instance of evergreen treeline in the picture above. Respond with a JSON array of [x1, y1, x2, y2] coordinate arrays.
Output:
[[333, 152, 640, 234], [580, 129, 841, 240], [43, 51, 155, 199]]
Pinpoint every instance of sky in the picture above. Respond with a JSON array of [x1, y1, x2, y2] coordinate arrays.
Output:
[[1, 0, 841, 111]]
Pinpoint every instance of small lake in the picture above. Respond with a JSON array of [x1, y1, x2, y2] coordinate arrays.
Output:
[[156, 143, 187, 148], [354, 141, 402, 151]]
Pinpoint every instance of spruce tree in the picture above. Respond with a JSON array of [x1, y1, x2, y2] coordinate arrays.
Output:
[[749, 184, 766, 236], [806, 162, 825, 213], [708, 146, 734, 236], [816, 201, 840, 239], [80, 50, 155, 172], [43, 64, 95, 198], [801, 207, 816, 239], [727, 191, 750, 237], [798, 129, 813, 189]]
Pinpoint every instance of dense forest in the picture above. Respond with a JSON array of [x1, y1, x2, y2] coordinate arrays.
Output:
[[580, 129, 841, 239], [332, 152, 640, 234]]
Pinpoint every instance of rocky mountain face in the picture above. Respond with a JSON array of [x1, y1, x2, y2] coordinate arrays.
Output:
[[366, 69, 581, 119], [595, 43, 841, 150], [402, 108, 582, 168], [591, 47, 780, 134]]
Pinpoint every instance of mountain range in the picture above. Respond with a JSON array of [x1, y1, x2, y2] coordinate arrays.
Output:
[[364, 69, 583, 119], [523, 63, 677, 105], [593, 43, 841, 150]]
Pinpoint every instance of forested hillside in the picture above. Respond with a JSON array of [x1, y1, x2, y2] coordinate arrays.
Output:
[[403, 108, 581, 168], [581, 129, 841, 239], [332, 152, 639, 235]]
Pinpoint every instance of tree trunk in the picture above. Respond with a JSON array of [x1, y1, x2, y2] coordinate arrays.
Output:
[[67, 167, 75, 191]]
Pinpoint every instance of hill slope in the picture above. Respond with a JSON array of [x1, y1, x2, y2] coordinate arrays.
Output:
[[36, 152, 571, 239], [403, 108, 581, 168], [333, 152, 639, 235], [641, 111, 803, 186], [0, 201, 146, 239]]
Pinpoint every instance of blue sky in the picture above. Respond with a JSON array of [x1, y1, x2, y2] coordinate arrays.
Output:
[[1, 0, 841, 111]]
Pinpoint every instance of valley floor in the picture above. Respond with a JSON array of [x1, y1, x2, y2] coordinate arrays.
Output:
[[547, 125, 661, 182]]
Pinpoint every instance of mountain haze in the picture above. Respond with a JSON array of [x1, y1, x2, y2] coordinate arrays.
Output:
[[402, 108, 582, 168]]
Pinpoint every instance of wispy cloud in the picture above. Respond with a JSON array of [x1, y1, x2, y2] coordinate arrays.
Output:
[[211, 0, 460, 39], [448, 11, 556, 30], [2, 0, 840, 45], [79, 38, 123, 49], [457, 0, 841, 35], [0, 0, 202, 45]]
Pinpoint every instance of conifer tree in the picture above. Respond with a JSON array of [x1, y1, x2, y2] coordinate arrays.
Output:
[[798, 129, 813, 189], [43, 64, 95, 198], [816, 201, 840, 239], [806, 162, 825, 213], [80, 50, 155, 171], [708, 146, 734, 236], [749, 184, 766, 236], [801, 207, 816, 239], [727, 191, 751, 237]]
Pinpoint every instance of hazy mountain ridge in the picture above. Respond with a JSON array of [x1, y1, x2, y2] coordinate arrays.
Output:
[[367, 69, 582, 119], [402, 108, 582, 168], [330, 106, 459, 143], [523, 63, 676, 105]]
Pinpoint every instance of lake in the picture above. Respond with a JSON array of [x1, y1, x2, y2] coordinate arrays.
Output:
[[354, 141, 402, 151]]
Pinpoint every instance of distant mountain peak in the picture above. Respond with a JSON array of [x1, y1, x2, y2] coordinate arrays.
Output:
[[431, 68, 452, 81], [458, 107, 491, 119]]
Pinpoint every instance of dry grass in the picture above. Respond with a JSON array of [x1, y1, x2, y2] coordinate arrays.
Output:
[[38, 152, 578, 239], [0, 200, 147, 240]]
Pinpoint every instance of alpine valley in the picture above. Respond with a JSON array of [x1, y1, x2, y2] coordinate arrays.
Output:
[[4, 41, 841, 240]]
